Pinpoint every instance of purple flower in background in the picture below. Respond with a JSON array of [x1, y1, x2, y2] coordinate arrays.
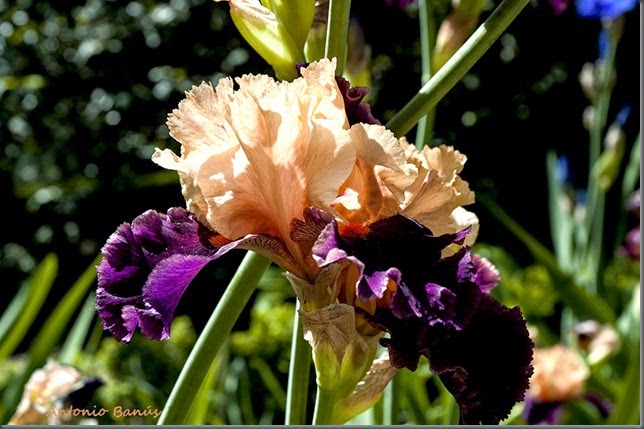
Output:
[[619, 190, 640, 260], [574, 0, 639, 19], [384, 0, 416, 9], [547, 0, 572, 15]]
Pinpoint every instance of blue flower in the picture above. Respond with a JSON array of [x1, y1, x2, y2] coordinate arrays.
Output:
[[574, 0, 639, 20]]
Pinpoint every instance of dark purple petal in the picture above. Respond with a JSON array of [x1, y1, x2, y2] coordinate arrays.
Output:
[[312, 213, 533, 424], [428, 294, 534, 424], [96, 208, 227, 342], [522, 395, 565, 425], [335, 77, 381, 125]]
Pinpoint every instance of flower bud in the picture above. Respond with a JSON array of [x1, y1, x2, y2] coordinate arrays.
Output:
[[10, 361, 102, 425], [433, 0, 485, 71], [593, 123, 625, 191], [214, 0, 311, 80], [304, 0, 328, 62], [578, 62, 597, 101], [583, 106, 595, 129], [572, 320, 621, 365]]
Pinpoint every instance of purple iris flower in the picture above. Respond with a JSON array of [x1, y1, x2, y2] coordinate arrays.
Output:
[[312, 213, 534, 424]]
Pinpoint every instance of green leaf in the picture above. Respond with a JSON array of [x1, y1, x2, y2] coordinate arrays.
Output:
[[607, 341, 641, 424], [0, 280, 30, 347], [26, 253, 100, 365], [0, 253, 58, 362], [546, 150, 574, 270], [185, 352, 222, 425], [0, 254, 98, 424], [58, 292, 98, 365]]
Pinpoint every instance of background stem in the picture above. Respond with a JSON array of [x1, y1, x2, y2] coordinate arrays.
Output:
[[386, 0, 531, 137]]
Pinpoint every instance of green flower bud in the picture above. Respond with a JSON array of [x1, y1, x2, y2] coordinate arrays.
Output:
[[263, 0, 316, 52], [593, 123, 625, 191], [215, 0, 310, 80]]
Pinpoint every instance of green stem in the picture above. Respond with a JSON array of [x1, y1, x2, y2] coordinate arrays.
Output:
[[583, 20, 620, 291], [415, 0, 437, 149], [386, 0, 530, 137], [284, 301, 312, 425], [382, 372, 398, 424], [157, 251, 272, 425], [325, 0, 352, 76], [312, 386, 336, 425]]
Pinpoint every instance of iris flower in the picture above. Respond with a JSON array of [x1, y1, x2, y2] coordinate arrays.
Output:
[[523, 344, 613, 424], [96, 58, 533, 424]]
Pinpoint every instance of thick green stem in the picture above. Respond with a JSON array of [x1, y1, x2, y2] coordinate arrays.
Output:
[[386, 0, 530, 137], [312, 386, 336, 425], [284, 301, 312, 425], [415, 0, 437, 149], [157, 251, 272, 425], [325, 0, 352, 76]]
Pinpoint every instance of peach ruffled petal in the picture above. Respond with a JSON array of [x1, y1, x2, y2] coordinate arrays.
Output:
[[153, 59, 356, 268], [333, 124, 417, 224], [401, 143, 476, 237]]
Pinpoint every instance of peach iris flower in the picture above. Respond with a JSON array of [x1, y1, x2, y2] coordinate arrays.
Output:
[[153, 58, 477, 279]]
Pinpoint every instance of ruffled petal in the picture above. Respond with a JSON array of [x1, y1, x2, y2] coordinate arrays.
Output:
[[312, 213, 533, 424], [427, 294, 534, 424], [154, 59, 356, 273], [97, 208, 228, 342]]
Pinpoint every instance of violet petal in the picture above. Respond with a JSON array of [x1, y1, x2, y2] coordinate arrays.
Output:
[[96, 208, 223, 342]]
